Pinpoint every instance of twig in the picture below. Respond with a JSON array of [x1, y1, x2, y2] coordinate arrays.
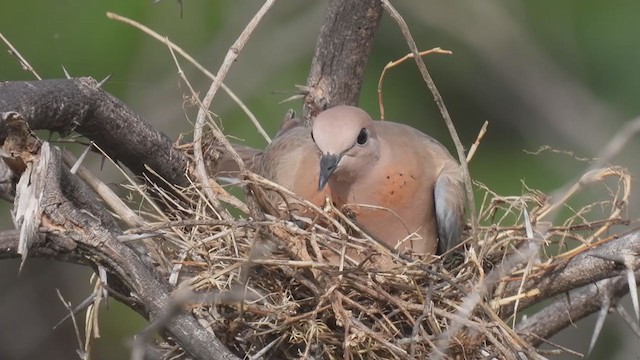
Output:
[[377, 47, 452, 120], [350, 317, 409, 358], [0, 32, 42, 80], [164, 38, 251, 215], [432, 114, 640, 355], [191, 0, 276, 221], [466, 121, 489, 163], [61, 150, 144, 227], [105, 12, 270, 144], [379, 0, 478, 239], [56, 289, 88, 360], [531, 334, 584, 357], [516, 274, 635, 347], [434, 244, 535, 359], [90, 143, 171, 223]]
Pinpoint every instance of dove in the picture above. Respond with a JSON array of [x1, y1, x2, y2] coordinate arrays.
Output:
[[218, 106, 465, 255]]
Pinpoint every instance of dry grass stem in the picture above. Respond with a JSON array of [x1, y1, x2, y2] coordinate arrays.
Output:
[[106, 12, 271, 144], [379, 0, 478, 240], [189, 0, 276, 224], [466, 121, 489, 163], [0, 32, 42, 80], [377, 47, 452, 120]]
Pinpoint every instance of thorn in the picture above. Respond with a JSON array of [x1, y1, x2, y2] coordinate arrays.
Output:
[[61, 65, 71, 79], [216, 176, 242, 186], [564, 291, 572, 307], [626, 267, 639, 322], [591, 252, 639, 321], [521, 205, 541, 263], [614, 303, 640, 338], [588, 293, 610, 355], [590, 252, 626, 264], [69, 142, 94, 175], [278, 94, 305, 104], [18, 255, 27, 275], [97, 74, 112, 88], [294, 84, 313, 93], [52, 292, 96, 330], [523, 206, 534, 240]]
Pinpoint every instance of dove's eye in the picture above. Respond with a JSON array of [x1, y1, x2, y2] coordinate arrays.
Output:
[[356, 128, 368, 145]]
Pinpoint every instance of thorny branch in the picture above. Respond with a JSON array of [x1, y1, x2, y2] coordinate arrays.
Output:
[[0, 78, 189, 190], [498, 229, 640, 318], [516, 273, 636, 347], [0, 141, 239, 360]]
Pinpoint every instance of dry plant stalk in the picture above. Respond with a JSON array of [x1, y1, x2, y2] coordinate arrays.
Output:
[[377, 47, 452, 120]]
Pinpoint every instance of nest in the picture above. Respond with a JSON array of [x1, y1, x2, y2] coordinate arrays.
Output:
[[130, 154, 631, 359]]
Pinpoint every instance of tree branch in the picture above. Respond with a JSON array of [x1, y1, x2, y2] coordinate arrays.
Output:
[[499, 228, 640, 318], [516, 274, 633, 346], [302, 0, 383, 122], [0, 78, 189, 188], [10, 145, 238, 360]]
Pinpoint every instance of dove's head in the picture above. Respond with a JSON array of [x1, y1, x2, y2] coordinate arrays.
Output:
[[311, 105, 380, 191]]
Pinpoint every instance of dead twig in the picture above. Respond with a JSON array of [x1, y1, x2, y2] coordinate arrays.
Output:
[[379, 0, 478, 241], [0, 32, 42, 80], [106, 12, 270, 144], [377, 47, 452, 120]]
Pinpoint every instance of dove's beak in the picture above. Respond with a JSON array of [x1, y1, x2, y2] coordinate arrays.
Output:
[[318, 153, 341, 191]]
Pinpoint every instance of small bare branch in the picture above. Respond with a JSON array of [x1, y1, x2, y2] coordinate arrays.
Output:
[[0, 78, 190, 191], [191, 0, 276, 220], [380, 0, 478, 240], [516, 274, 634, 346], [377, 47, 452, 120], [106, 12, 270, 144], [0, 32, 42, 80]]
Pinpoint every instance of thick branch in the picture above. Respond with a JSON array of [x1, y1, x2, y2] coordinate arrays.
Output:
[[516, 275, 632, 346], [302, 0, 383, 122], [500, 229, 640, 318], [7, 145, 238, 360], [0, 78, 189, 188], [0, 229, 90, 265]]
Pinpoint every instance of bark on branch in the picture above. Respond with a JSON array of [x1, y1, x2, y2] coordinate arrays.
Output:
[[0, 144, 238, 360], [302, 0, 383, 122], [500, 229, 640, 318], [0, 78, 189, 188], [516, 274, 634, 346]]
